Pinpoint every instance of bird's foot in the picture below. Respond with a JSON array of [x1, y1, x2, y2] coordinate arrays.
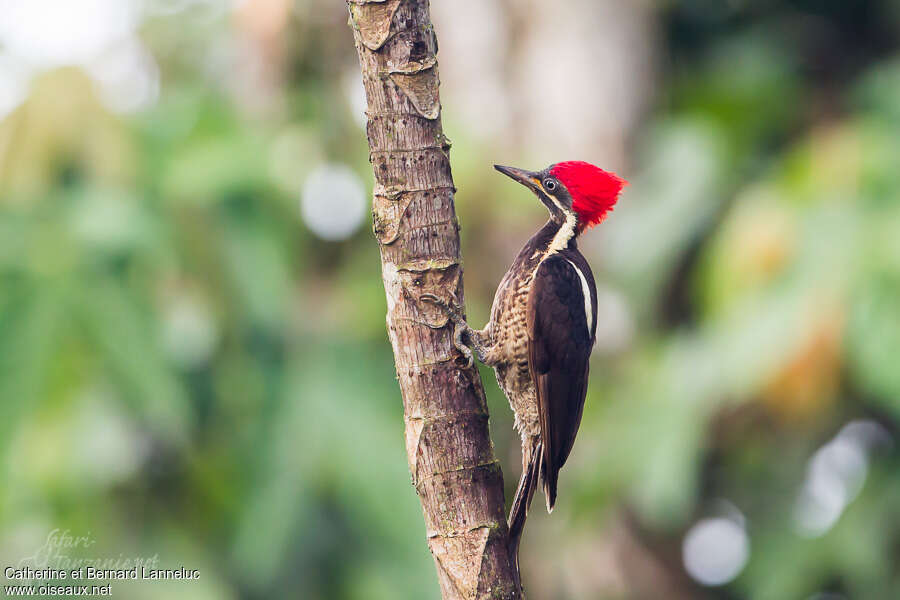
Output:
[[420, 293, 474, 368], [451, 321, 474, 369], [419, 292, 463, 322]]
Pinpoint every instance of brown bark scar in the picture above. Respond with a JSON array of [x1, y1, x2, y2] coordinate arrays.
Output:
[[429, 529, 491, 600], [373, 193, 414, 244], [390, 68, 441, 120], [405, 417, 426, 484], [390, 54, 437, 74], [397, 262, 461, 328], [349, 0, 402, 51]]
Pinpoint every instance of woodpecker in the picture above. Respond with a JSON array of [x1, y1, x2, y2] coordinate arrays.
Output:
[[424, 161, 626, 578]]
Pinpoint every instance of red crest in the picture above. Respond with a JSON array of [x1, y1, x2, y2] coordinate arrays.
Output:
[[549, 161, 627, 230]]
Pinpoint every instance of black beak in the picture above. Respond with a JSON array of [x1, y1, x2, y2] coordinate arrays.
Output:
[[494, 164, 542, 192]]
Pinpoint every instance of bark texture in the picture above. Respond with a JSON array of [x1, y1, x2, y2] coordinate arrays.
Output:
[[347, 2, 521, 598]]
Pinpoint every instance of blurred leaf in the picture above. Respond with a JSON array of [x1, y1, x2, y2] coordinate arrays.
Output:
[[71, 277, 189, 445], [847, 273, 900, 412], [0, 284, 62, 457], [601, 119, 728, 315], [221, 217, 291, 331], [161, 135, 269, 205]]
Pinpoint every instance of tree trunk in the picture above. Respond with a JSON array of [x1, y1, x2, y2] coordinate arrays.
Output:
[[347, 1, 521, 598]]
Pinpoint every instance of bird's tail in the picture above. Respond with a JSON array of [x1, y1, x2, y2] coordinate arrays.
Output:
[[507, 441, 542, 586]]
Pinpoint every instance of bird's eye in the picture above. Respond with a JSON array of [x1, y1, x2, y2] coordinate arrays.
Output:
[[543, 179, 557, 192]]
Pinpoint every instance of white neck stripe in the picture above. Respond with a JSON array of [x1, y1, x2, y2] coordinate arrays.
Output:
[[547, 212, 576, 255]]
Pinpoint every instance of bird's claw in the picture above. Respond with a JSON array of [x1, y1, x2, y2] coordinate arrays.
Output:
[[420, 293, 464, 324], [453, 322, 474, 369], [419, 293, 445, 309], [420, 293, 473, 368]]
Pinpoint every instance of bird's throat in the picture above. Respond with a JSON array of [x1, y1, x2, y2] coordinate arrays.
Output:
[[547, 213, 577, 256]]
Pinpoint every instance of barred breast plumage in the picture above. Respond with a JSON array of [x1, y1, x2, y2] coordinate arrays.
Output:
[[484, 238, 546, 442]]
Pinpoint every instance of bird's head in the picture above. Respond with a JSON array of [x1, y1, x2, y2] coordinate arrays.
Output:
[[494, 161, 627, 233]]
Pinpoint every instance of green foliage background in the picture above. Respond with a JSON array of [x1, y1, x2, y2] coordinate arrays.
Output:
[[2, 1, 900, 599]]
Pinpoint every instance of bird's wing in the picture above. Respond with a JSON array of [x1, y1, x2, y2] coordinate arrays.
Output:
[[527, 252, 596, 511]]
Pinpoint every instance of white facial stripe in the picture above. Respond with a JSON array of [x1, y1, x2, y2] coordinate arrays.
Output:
[[547, 193, 565, 213], [565, 259, 593, 336], [536, 180, 567, 216]]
